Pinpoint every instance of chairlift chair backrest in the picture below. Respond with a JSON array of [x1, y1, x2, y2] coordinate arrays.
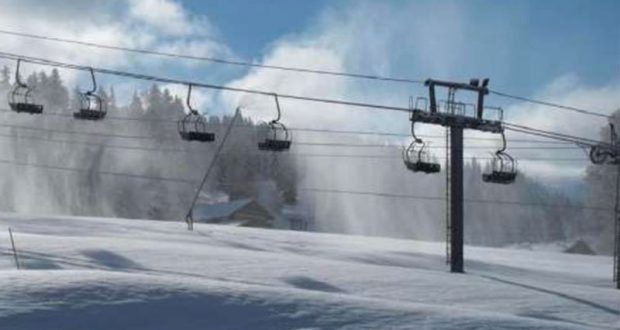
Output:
[[74, 68, 107, 120], [8, 59, 43, 114], [402, 121, 440, 174], [482, 131, 517, 184], [258, 94, 292, 151], [178, 84, 215, 142]]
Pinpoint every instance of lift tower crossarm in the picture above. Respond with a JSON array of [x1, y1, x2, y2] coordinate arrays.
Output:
[[425, 78, 489, 119]]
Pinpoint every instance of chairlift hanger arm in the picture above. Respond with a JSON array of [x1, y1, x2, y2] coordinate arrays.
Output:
[[88, 67, 97, 94], [499, 130, 507, 153], [14, 59, 25, 87], [425, 78, 489, 119], [186, 84, 197, 114], [425, 79, 489, 94], [273, 93, 282, 123]]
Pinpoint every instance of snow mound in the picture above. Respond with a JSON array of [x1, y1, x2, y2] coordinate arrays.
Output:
[[0, 214, 618, 329]]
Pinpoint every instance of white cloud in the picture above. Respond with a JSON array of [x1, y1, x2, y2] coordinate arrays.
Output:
[[127, 0, 217, 38], [506, 75, 620, 140], [213, 0, 619, 189], [0, 0, 230, 95]]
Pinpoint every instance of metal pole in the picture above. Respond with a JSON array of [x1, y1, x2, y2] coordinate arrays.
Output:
[[450, 126, 464, 273], [445, 127, 451, 264], [185, 108, 241, 231], [614, 164, 620, 289], [8, 228, 20, 270]]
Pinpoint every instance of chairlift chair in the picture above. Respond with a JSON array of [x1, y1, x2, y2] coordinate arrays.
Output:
[[258, 94, 292, 152], [482, 132, 517, 184], [403, 139, 441, 173], [178, 84, 215, 142], [178, 112, 214, 142], [8, 59, 43, 114], [74, 68, 107, 120], [258, 120, 292, 151], [402, 121, 440, 174]]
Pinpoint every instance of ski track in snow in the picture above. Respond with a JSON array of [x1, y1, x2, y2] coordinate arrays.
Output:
[[0, 213, 618, 329]]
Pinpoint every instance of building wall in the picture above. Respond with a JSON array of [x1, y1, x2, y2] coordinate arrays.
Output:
[[229, 202, 274, 228]]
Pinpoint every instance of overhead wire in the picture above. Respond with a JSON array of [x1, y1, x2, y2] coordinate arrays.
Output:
[[1, 51, 612, 127], [0, 107, 579, 145], [0, 51, 414, 114], [503, 122, 610, 148], [490, 90, 611, 119], [0, 157, 195, 184], [0, 29, 610, 119], [0, 121, 591, 159], [0, 29, 426, 85], [0, 156, 605, 211], [299, 188, 609, 211], [0, 108, 178, 123]]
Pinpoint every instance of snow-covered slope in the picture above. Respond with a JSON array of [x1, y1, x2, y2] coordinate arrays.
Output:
[[0, 214, 618, 329]]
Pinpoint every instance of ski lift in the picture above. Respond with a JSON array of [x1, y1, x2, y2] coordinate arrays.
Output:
[[258, 94, 292, 152], [74, 68, 106, 120], [403, 121, 440, 173], [178, 84, 215, 142], [8, 59, 43, 114], [482, 131, 517, 184], [589, 123, 619, 164]]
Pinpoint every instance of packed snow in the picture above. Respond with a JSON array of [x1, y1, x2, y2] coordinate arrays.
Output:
[[0, 214, 618, 329]]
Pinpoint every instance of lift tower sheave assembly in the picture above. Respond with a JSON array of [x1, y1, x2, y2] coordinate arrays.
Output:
[[410, 78, 506, 273]]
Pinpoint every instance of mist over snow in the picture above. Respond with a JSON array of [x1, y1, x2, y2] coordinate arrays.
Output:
[[0, 0, 617, 252]]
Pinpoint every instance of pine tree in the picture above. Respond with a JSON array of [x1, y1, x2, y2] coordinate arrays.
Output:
[[109, 86, 117, 112], [129, 90, 144, 114], [49, 69, 69, 110], [0, 65, 10, 91]]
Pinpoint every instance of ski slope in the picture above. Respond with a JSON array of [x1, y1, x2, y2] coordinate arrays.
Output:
[[0, 214, 618, 329]]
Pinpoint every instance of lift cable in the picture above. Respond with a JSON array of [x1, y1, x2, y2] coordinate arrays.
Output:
[[0, 52, 413, 114], [0, 29, 425, 85], [490, 90, 611, 119], [503, 122, 610, 148], [0, 30, 610, 119], [0, 156, 605, 211], [0, 128, 591, 156], [298, 188, 609, 211], [0, 121, 585, 152], [0, 52, 611, 127], [0, 108, 577, 145], [0, 108, 178, 123], [0, 157, 195, 184]]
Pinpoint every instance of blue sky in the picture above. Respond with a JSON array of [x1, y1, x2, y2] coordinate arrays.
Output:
[[189, 0, 330, 57], [189, 0, 619, 97]]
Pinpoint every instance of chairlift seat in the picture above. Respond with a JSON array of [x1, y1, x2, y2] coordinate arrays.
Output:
[[187, 131, 215, 142], [179, 130, 216, 142], [405, 160, 441, 174], [10, 102, 43, 114], [178, 113, 215, 143], [258, 139, 291, 151], [482, 171, 516, 184], [74, 109, 106, 120]]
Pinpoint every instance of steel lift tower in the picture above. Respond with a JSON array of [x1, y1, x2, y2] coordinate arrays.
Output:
[[410, 78, 503, 273]]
